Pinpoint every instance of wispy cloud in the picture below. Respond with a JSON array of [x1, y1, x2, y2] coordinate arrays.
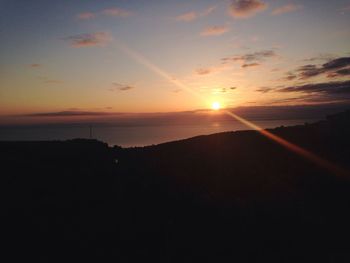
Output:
[[303, 53, 336, 62], [256, 87, 273, 93], [283, 72, 298, 81], [102, 7, 132, 17], [176, 12, 197, 22], [110, 82, 136, 91], [195, 68, 212, 75], [229, 0, 267, 18], [200, 25, 229, 36], [194, 63, 229, 76], [242, 62, 260, 68], [175, 6, 216, 22], [37, 76, 63, 84], [222, 50, 277, 64], [77, 12, 96, 20], [76, 7, 132, 20], [29, 63, 41, 68], [64, 32, 112, 48], [24, 111, 114, 117], [201, 6, 217, 16], [212, 87, 237, 94], [272, 4, 302, 15]]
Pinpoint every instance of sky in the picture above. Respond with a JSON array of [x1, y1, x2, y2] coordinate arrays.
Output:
[[1, 0, 350, 121]]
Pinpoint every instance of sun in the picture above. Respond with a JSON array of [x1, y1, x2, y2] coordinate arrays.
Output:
[[212, 101, 221, 110]]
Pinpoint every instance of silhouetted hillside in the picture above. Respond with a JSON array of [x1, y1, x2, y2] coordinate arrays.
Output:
[[2, 110, 350, 262]]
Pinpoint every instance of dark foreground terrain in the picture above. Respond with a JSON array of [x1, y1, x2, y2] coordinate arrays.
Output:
[[2, 110, 350, 262]]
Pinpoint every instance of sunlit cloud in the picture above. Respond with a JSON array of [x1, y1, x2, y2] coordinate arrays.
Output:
[[102, 7, 132, 17], [176, 12, 197, 22], [200, 25, 229, 36], [175, 6, 216, 22], [272, 4, 302, 15], [65, 32, 112, 48], [229, 0, 267, 18], [77, 12, 96, 20]]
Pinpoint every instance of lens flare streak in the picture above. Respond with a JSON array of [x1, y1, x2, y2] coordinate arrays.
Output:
[[114, 41, 348, 178]]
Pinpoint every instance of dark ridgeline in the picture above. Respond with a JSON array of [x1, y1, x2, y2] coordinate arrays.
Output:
[[2, 110, 350, 262]]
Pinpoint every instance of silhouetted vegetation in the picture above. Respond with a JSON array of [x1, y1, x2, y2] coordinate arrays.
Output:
[[3, 110, 350, 262]]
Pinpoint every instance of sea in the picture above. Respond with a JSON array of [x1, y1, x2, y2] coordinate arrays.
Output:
[[0, 118, 318, 147]]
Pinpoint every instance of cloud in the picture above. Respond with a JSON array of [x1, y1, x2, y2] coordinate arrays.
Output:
[[65, 32, 112, 48], [176, 12, 197, 22], [111, 82, 135, 91], [196, 68, 212, 75], [272, 4, 302, 15], [119, 86, 134, 91], [25, 111, 113, 117], [278, 80, 350, 94], [212, 87, 237, 94], [242, 62, 260, 68], [323, 57, 350, 70], [222, 50, 276, 64], [29, 63, 41, 68], [229, 0, 267, 18], [303, 53, 335, 62], [292, 57, 350, 79], [257, 80, 350, 105], [201, 6, 217, 16], [256, 87, 273, 93], [102, 7, 132, 17], [283, 72, 297, 81], [333, 68, 350, 77], [194, 64, 229, 76], [77, 12, 96, 20], [175, 6, 216, 22], [200, 25, 229, 36], [76, 7, 132, 20]]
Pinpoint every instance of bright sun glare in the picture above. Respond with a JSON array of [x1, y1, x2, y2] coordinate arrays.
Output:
[[212, 102, 221, 110]]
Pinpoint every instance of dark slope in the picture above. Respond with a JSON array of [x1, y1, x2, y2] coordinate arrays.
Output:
[[2, 110, 350, 262]]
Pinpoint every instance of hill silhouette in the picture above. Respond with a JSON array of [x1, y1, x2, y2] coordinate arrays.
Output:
[[2, 110, 350, 262]]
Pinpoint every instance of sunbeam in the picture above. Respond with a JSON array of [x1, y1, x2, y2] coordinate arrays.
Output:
[[114, 41, 349, 178]]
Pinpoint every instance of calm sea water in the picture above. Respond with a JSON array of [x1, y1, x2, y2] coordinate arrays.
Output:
[[0, 119, 317, 147]]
